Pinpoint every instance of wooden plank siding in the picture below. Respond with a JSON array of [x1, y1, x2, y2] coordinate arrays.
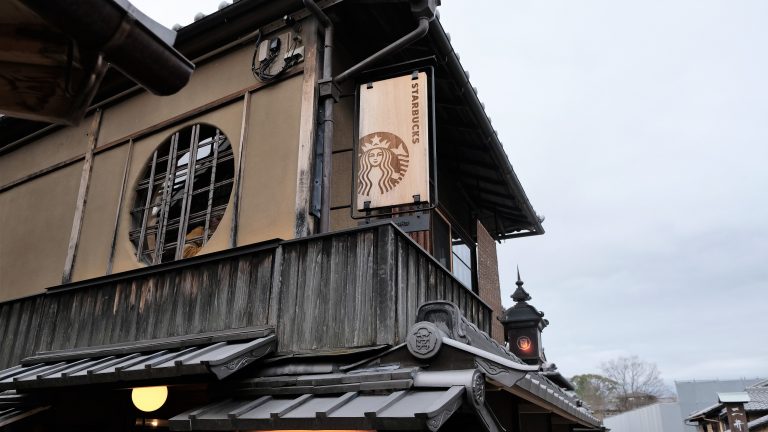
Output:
[[0, 223, 492, 369]]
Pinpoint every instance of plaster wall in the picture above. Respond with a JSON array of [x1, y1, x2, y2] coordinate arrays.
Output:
[[97, 44, 258, 147], [236, 74, 303, 245], [0, 163, 82, 301], [0, 116, 91, 185], [110, 101, 244, 275]]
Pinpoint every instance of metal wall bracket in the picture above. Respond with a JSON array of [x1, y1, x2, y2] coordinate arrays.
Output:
[[318, 78, 341, 102]]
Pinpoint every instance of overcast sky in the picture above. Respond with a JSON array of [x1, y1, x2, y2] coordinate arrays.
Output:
[[133, 0, 768, 386]]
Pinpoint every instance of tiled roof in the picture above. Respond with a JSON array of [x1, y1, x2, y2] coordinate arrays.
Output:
[[749, 413, 768, 430], [0, 333, 275, 390], [746, 388, 768, 411]]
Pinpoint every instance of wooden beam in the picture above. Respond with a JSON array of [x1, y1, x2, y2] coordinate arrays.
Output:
[[62, 110, 103, 283], [294, 17, 320, 238], [230, 93, 251, 248], [0, 25, 69, 66], [106, 139, 134, 274]]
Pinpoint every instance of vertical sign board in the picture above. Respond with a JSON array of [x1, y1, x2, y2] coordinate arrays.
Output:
[[725, 403, 750, 432], [356, 72, 430, 211]]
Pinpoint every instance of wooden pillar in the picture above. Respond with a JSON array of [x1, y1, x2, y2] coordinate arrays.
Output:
[[62, 110, 102, 283], [294, 17, 320, 237], [106, 139, 134, 274], [231, 93, 251, 247]]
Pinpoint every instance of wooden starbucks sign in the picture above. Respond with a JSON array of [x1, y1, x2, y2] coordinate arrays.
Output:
[[356, 71, 431, 211]]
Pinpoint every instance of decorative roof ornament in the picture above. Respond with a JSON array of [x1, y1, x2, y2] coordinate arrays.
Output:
[[511, 266, 532, 303]]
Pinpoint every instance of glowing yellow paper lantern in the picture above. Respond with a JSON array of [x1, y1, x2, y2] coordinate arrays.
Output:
[[131, 386, 168, 412]]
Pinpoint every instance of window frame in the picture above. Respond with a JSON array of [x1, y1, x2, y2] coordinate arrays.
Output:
[[129, 123, 234, 264]]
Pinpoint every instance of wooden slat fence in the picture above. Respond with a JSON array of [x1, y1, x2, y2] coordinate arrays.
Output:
[[0, 223, 492, 368]]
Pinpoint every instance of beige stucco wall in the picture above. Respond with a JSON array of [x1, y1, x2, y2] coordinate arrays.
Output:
[[0, 117, 91, 186], [71, 145, 129, 281], [237, 74, 303, 244], [0, 163, 82, 301], [110, 101, 244, 274], [0, 38, 307, 295], [98, 44, 258, 148]]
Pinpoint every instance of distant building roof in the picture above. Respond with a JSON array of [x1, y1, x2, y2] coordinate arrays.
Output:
[[718, 392, 751, 404], [745, 388, 768, 411]]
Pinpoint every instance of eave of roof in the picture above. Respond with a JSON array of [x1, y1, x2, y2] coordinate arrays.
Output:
[[0, 328, 276, 390], [1, 0, 544, 238]]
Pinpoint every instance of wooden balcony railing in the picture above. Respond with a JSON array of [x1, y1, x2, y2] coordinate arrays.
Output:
[[0, 222, 493, 369]]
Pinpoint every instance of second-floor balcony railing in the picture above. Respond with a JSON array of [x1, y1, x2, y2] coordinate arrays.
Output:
[[0, 222, 493, 369]]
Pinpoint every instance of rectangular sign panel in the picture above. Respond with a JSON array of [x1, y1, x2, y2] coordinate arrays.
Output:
[[356, 71, 430, 210]]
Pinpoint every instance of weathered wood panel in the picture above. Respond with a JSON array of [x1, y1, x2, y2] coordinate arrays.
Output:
[[0, 223, 492, 369], [47, 251, 273, 353], [273, 224, 492, 352], [0, 295, 46, 369]]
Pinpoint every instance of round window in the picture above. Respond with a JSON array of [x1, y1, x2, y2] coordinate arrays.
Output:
[[130, 124, 235, 264]]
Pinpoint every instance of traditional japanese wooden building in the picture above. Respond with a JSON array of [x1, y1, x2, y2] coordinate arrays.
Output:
[[0, 0, 604, 430], [686, 381, 768, 432]]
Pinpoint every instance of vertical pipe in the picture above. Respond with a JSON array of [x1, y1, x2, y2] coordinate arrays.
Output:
[[303, 0, 334, 233]]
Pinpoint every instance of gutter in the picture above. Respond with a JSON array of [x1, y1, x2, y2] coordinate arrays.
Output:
[[19, 0, 194, 96]]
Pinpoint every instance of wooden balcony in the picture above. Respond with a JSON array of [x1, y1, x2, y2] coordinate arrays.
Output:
[[0, 222, 493, 369]]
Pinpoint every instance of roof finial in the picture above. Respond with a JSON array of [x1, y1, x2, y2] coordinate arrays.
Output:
[[512, 266, 532, 302]]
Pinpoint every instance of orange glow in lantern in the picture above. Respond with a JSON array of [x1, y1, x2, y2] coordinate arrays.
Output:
[[516, 336, 532, 352]]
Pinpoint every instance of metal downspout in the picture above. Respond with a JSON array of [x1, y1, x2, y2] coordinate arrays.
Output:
[[304, 0, 435, 233], [302, 0, 335, 233]]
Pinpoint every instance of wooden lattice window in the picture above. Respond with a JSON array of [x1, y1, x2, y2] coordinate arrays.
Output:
[[130, 124, 235, 264]]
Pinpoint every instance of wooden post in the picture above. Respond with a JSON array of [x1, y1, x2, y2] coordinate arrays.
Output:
[[231, 93, 251, 248], [294, 18, 320, 238], [106, 139, 134, 274], [62, 110, 103, 283]]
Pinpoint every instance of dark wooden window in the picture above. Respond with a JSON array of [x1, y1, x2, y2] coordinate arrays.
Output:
[[451, 238, 474, 288], [130, 124, 235, 264]]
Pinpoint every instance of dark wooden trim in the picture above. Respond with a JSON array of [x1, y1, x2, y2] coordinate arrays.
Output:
[[22, 326, 274, 365], [174, 124, 201, 260], [0, 153, 84, 193], [203, 129, 223, 244], [135, 148, 157, 260], [267, 245, 284, 326], [47, 238, 282, 295], [0, 123, 61, 156], [62, 110, 103, 283], [106, 138, 134, 275], [0, 70, 303, 194], [231, 93, 251, 248], [95, 68, 303, 152], [331, 148, 353, 154]]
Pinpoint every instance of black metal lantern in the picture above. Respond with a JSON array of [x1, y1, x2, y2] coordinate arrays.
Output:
[[499, 269, 549, 365]]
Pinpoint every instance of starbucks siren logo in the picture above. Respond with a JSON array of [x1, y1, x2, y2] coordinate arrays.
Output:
[[357, 132, 409, 196]]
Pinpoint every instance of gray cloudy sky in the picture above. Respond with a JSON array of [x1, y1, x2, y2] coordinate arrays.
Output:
[[134, 0, 768, 384]]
